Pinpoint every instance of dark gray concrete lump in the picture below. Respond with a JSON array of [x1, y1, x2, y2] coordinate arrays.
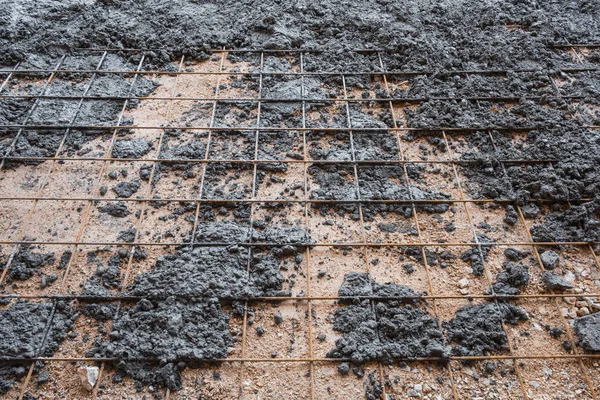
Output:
[[1, 245, 55, 283], [541, 270, 574, 291], [444, 302, 528, 356], [327, 273, 447, 365], [88, 297, 232, 391], [540, 250, 560, 270], [574, 312, 600, 353], [0, 300, 75, 394], [488, 262, 530, 296], [111, 138, 152, 159]]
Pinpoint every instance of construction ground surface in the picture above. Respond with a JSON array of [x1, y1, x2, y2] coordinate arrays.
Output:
[[1, 1, 600, 400]]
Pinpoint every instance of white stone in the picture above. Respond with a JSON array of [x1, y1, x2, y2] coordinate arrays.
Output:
[[414, 384, 423, 392], [564, 297, 576, 305], [422, 383, 432, 394], [564, 271, 576, 283], [77, 366, 99, 391], [458, 278, 470, 288]]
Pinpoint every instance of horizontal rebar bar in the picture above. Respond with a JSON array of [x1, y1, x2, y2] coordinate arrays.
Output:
[[77, 47, 387, 53], [2, 67, 598, 76], [0, 240, 594, 246], [0, 196, 591, 205], [0, 94, 588, 103], [0, 156, 559, 165], [0, 293, 596, 302], [2, 353, 600, 363], [2, 124, 599, 131], [72, 46, 600, 52]]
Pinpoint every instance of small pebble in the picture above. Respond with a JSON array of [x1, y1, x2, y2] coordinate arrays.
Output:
[[337, 362, 350, 375], [37, 370, 49, 384], [403, 263, 415, 274], [274, 313, 283, 325]]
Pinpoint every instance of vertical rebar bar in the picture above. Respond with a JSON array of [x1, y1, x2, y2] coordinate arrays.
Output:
[[377, 52, 460, 399]]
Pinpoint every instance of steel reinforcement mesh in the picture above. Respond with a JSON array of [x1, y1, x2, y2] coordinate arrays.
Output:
[[0, 47, 600, 399]]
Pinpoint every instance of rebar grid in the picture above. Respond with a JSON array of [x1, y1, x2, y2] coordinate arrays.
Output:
[[0, 54, 144, 286], [0, 58, 67, 286], [188, 49, 228, 246], [0, 54, 95, 398], [1, 48, 599, 399], [0, 58, 66, 170]]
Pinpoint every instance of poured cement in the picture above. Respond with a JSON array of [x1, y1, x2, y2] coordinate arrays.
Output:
[[88, 297, 232, 392], [327, 273, 533, 368], [80, 220, 312, 391], [2, 1, 600, 68], [127, 245, 291, 299], [0, 300, 76, 394], [327, 273, 447, 365], [444, 302, 529, 357]]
